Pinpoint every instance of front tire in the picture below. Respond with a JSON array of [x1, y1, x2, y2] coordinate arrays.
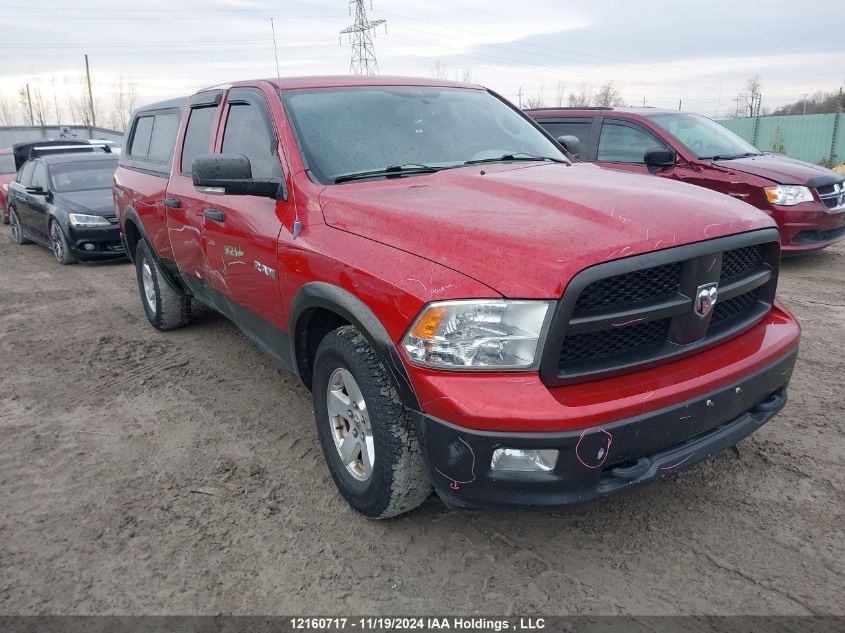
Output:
[[50, 220, 77, 265], [135, 239, 191, 330], [312, 326, 431, 519], [9, 208, 30, 244]]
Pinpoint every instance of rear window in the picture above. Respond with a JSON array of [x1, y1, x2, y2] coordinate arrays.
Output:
[[0, 153, 15, 174], [49, 159, 118, 192], [128, 111, 180, 164]]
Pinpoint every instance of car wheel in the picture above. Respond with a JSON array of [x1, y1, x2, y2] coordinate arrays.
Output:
[[1, 206, 8, 225], [312, 325, 432, 519], [9, 207, 30, 244], [135, 239, 191, 330], [50, 220, 78, 265]]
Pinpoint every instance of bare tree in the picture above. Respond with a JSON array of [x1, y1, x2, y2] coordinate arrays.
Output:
[[51, 77, 62, 125], [737, 75, 762, 117], [460, 69, 477, 85], [593, 81, 625, 107], [431, 60, 449, 80], [555, 82, 566, 107], [17, 86, 34, 125], [111, 76, 138, 132], [30, 82, 48, 127], [66, 77, 99, 127], [524, 94, 544, 109], [0, 97, 17, 125], [568, 83, 592, 107]]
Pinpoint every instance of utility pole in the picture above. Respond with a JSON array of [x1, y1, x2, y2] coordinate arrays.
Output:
[[517, 87, 523, 108], [678, 99, 682, 111], [802, 93, 808, 116], [25, 83, 34, 125], [642, 96, 646, 107], [270, 18, 281, 79], [84, 54, 96, 129], [340, 0, 386, 75]]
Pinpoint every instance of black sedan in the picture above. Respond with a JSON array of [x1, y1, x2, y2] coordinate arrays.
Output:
[[7, 153, 124, 264]]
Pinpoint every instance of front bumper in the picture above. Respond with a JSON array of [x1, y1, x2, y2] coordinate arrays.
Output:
[[67, 224, 126, 259], [415, 349, 796, 509], [775, 204, 845, 252]]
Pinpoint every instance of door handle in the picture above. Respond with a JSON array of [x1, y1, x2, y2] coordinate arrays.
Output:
[[164, 197, 182, 208], [203, 208, 225, 222]]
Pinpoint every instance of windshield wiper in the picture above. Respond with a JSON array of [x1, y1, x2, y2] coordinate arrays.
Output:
[[463, 152, 569, 166], [703, 152, 761, 161], [334, 164, 443, 183]]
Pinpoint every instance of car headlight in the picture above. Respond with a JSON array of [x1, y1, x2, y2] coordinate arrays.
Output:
[[401, 300, 552, 369], [764, 185, 814, 206], [68, 213, 111, 226]]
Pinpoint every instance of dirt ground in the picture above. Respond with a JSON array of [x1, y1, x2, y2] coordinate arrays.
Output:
[[0, 223, 842, 616]]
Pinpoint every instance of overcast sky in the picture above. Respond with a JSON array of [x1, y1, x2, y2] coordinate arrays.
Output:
[[1, 0, 843, 127]]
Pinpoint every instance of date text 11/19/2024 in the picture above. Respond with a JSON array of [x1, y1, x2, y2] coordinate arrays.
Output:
[[290, 617, 546, 630]]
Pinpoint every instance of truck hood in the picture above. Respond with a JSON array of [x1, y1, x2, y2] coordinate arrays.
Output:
[[54, 188, 115, 216], [319, 162, 774, 298], [714, 153, 845, 187]]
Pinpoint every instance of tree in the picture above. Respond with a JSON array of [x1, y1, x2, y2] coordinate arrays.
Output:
[[773, 89, 844, 116], [593, 81, 625, 107], [459, 69, 477, 85], [66, 77, 99, 127], [555, 82, 566, 107], [0, 97, 17, 125], [770, 125, 786, 154], [736, 75, 762, 117], [524, 94, 544, 109], [17, 86, 34, 125], [568, 83, 592, 107], [30, 82, 48, 127], [431, 60, 449, 80], [111, 77, 138, 132]]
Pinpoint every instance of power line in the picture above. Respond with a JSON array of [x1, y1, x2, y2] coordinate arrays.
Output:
[[340, 0, 386, 75]]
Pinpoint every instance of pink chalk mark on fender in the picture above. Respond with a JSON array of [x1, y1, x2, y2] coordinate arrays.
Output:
[[575, 428, 613, 469], [659, 452, 695, 471]]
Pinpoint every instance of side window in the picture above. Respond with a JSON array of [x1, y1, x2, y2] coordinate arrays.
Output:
[[147, 113, 180, 163], [597, 122, 664, 164], [18, 162, 35, 186], [31, 163, 48, 189], [539, 119, 597, 160], [0, 153, 15, 174], [181, 106, 217, 174], [129, 116, 154, 158], [221, 101, 281, 180]]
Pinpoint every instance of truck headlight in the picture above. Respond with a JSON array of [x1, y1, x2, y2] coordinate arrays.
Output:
[[764, 185, 814, 206], [402, 300, 552, 369], [68, 213, 111, 226]]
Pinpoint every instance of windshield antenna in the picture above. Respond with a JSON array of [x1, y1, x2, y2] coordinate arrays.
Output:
[[270, 18, 301, 240]]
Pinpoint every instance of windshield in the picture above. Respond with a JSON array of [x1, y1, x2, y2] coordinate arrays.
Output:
[[49, 160, 118, 192], [282, 86, 567, 184], [649, 113, 761, 160]]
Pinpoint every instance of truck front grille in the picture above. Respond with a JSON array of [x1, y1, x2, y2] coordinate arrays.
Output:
[[817, 182, 845, 211], [541, 231, 781, 385]]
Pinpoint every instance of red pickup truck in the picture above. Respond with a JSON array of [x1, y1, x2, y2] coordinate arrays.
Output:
[[114, 77, 800, 518], [527, 107, 845, 254]]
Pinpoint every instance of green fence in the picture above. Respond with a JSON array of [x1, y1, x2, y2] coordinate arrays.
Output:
[[716, 113, 843, 166]]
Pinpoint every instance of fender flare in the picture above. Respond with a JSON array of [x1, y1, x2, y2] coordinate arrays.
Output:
[[122, 205, 188, 295], [289, 282, 421, 411]]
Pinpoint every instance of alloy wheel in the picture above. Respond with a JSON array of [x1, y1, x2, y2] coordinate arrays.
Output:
[[50, 222, 64, 263], [141, 257, 157, 313], [10, 211, 20, 242], [326, 367, 375, 481]]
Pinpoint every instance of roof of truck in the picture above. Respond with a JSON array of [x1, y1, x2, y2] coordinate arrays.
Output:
[[196, 75, 482, 93], [526, 107, 686, 117]]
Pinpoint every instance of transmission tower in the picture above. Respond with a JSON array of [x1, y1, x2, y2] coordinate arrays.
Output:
[[340, 0, 385, 75]]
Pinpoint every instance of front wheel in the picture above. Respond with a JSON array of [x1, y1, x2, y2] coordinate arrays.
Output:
[[135, 239, 191, 330], [312, 326, 432, 519], [50, 220, 77, 265], [9, 208, 30, 244]]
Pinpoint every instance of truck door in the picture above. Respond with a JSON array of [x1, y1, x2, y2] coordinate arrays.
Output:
[[202, 87, 292, 357], [10, 161, 36, 233], [164, 93, 222, 306]]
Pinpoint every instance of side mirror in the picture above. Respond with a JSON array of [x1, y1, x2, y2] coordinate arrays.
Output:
[[25, 185, 46, 196], [556, 135, 581, 160], [192, 154, 283, 199], [644, 147, 675, 173]]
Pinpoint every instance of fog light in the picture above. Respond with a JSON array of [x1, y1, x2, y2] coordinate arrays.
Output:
[[83, 243, 96, 251], [491, 448, 558, 472]]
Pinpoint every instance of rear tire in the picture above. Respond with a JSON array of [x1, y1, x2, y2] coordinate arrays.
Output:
[[312, 326, 432, 519], [1, 206, 9, 225], [9, 208, 30, 244], [50, 220, 77, 265], [135, 239, 191, 330]]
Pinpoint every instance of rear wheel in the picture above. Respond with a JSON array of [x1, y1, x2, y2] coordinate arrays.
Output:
[[9, 207, 30, 244], [135, 239, 191, 330], [50, 220, 77, 265], [312, 326, 431, 519], [1, 206, 8, 225]]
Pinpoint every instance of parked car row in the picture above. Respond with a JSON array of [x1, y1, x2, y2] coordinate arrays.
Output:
[[6, 76, 836, 518]]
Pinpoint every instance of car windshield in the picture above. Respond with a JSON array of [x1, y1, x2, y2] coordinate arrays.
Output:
[[0, 153, 15, 174], [282, 86, 567, 184], [49, 160, 118, 192], [649, 113, 761, 160]]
